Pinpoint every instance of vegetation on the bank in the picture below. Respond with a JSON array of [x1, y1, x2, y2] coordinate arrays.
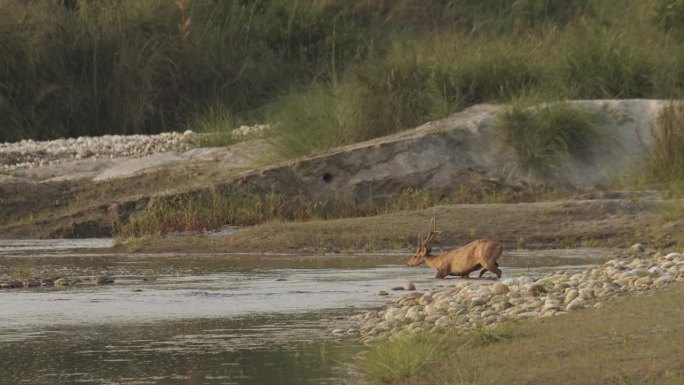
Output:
[[359, 284, 684, 384], [3, 0, 684, 150], [643, 102, 684, 193], [496, 103, 606, 177], [118, 186, 438, 237], [116, 184, 568, 238]]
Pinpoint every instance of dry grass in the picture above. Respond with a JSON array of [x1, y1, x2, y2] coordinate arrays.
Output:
[[368, 283, 684, 385], [117, 198, 665, 254]]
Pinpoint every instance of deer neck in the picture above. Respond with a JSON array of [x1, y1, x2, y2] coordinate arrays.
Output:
[[423, 253, 444, 269]]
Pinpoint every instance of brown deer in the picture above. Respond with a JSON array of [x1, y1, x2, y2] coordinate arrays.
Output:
[[407, 218, 503, 279]]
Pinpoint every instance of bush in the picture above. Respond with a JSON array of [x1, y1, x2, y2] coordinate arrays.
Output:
[[358, 331, 445, 383], [496, 103, 605, 177], [644, 102, 684, 184]]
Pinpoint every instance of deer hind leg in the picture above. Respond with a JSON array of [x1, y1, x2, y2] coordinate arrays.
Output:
[[481, 261, 502, 278]]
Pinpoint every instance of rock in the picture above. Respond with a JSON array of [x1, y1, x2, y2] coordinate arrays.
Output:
[[375, 290, 389, 296], [654, 274, 674, 287], [53, 278, 69, 287], [630, 243, 645, 253], [23, 279, 40, 288], [418, 294, 434, 305], [0, 280, 23, 289], [578, 288, 595, 300], [391, 286, 405, 291], [404, 282, 417, 291], [526, 283, 546, 297], [384, 308, 406, 321], [564, 288, 579, 304], [405, 291, 424, 299], [566, 298, 585, 311], [490, 282, 509, 295], [634, 276, 653, 288], [93, 275, 115, 285]]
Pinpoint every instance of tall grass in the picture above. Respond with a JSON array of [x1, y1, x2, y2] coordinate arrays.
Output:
[[496, 104, 605, 177], [2, 0, 684, 151], [643, 102, 684, 190]]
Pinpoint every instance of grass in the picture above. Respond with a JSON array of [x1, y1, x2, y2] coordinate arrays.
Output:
[[496, 103, 606, 177], [117, 185, 440, 238], [116, 182, 572, 238], [360, 283, 684, 385], [358, 331, 446, 383], [643, 102, 684, 190], [3, 0, 684, 156]]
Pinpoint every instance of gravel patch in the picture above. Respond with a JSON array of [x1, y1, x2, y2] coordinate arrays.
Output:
[[345, 248, 684, 343], [0, 131, 198, 172]]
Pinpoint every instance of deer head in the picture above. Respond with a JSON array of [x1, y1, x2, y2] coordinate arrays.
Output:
[[408, 218, 441, 266]]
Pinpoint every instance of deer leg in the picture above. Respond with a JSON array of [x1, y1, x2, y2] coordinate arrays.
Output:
[[478, 268, 487, 278], [435, 268, 449, 279], [483, 261, 502, 278]]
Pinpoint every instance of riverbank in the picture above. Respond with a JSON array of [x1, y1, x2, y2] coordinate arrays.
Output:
[[359, 279, 684, 384], [351, 250, 684, 341]]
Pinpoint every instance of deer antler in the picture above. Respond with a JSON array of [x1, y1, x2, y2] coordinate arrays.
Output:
[[422, 217, 441, 247]]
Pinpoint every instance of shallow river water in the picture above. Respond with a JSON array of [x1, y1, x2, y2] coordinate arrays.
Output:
[[0, 239, 620, 384]]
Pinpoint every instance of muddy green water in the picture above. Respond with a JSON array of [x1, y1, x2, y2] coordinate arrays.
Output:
[[0, 239, 619, 384]]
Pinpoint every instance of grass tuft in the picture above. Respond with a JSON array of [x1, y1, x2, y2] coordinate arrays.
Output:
[[496, 103, 605, 177], [358, 331, 445, 383], [462, 322, 517, 348], [644, 102, 684, 189]]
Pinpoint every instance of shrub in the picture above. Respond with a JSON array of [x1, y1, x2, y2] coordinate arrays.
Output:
[[496, 103, 605, 177], [358, 331, 445, 383], [644, 102, 684, 185]]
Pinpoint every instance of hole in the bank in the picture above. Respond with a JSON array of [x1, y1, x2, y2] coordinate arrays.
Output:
[[322, 172, 333, 183]]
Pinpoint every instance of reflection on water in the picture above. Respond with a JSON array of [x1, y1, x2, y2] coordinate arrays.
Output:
[[2, 316, 361, 385], [0, 239, 621, 384]]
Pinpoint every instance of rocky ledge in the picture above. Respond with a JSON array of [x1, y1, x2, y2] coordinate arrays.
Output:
[[342, 250, 684, 342]]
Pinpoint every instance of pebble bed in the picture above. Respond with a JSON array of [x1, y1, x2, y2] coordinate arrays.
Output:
[[339, 250, 684, 342], [0, 131, 198, 172]]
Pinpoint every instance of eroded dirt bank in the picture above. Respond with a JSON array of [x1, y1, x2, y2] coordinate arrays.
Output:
[[0, 100, 678, 251]]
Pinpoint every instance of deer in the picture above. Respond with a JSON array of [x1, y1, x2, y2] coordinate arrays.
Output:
[[407, 218, 503, 279]]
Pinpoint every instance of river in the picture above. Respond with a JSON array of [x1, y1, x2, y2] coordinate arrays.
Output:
[[0, 239, 618, 384]]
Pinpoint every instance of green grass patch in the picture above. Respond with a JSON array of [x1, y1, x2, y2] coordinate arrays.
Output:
[[496, 103, 606, 177], [358, 331, 446, 383]]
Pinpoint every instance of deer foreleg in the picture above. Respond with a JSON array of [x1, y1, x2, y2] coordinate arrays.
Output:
[[435, 267, 450, 279]]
